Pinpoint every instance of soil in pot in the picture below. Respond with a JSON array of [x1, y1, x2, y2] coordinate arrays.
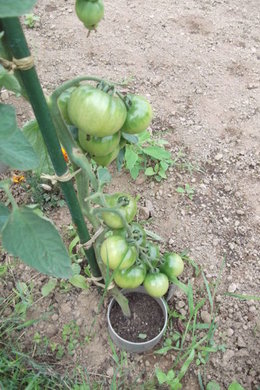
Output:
[[110, 292, 165, 342]]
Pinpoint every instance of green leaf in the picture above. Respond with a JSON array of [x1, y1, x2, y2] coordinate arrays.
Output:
[[156, 370, 168, 385], [0, 202, 10, 231], [22, 119, 53, 174], [0, 104, 39, 171], [137, 130, 151, 143], [228, 382, 245, 390], [125, 146, 139, 170], [138, 333, 147, 340], [71, 263, 81, 275], [97, 167, 111, 186], [158, 167, 167, 179], [121, 132, 139, 144], [176, 187, 185, 194], [0, 65, 22, 95], [41, 278, 57, 297], [206, 381, 221, 390], [0, 0, 37, 17], [69, 274, 89, 290], [0, 264, 7, 276], [130, 164, 141, 180], [2, 207, 73, 279], [143, 145, 171, 160], [145, 167, 155, 176]]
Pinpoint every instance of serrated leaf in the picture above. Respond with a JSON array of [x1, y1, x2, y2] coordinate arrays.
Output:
[[121, 132, 138, 144], [145, 167, 155, 176], [167, 369, 175, 381], [143, 145, 171, 160], [0, 0, 37, 17], [155, 370, 168, 384], [41, 278, 57, 297], [228, 382, 245, 390], [2, 207, 73, 279], [69, 274, 89, 290], [0, 65, 22, 95], [97, 167, 111, 186], [125, 146, 139, 170], [0, 104, 39, 171], [22, 119, 53, 175], [0, 202, 10, 231]]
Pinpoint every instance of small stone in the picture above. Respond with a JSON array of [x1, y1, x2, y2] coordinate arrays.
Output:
[[201, 310, 211, 324], [223, 349, 235, 363], [106, 367, 114, 377], [224, 185, 232, 192], [177, 300, 185, 308], [215, 153, 223, 161], [236, 210, 245, 216], [228, 283, 237, 293], [51, 314, 59, 321], [76, 318, 83, 326], [168, 238, 174, 245], [136, 174, 146, 185], [145, 360, 150, 367], [226, 328, 234, 337], [249, 306, 256, 313], [59, 303, 71, 314], [237, 336, 246, 348], [138, 206, 150, 220]]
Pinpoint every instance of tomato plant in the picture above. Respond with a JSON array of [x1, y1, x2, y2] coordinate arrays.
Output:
[[160, 253, 184, 279], [114, 263, 146, 289], [68, 85, 127, 137], [141, 241, 160, 266], [101, 192, 137, 229], [122, 94, 153, 134], [143, 271, 169, 298], [78, 130, 120, 157], [100, 235, 137, 270], [105, 222, 146, 247], [75, 0, 104, 31]]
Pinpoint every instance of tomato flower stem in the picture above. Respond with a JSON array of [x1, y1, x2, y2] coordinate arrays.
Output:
[[139, 249, 155, 271]]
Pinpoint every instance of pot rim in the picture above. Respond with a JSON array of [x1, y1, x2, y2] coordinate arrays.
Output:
[[107, 289, 168, 346]]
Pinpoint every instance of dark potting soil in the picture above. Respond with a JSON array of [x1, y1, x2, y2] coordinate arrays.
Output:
[[109, 293, 165, 343]]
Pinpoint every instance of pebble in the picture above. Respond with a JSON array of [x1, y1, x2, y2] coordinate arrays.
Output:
[[59, 303, 71, 314], [226, 328, 234, 337], [223, 349, 235, 363], [237, 336, 246, 348], [177, 300, 186, 308], [228, 283, 238, 293], [201, 310, 212, 324], [106, 367, 114, 377], [215, 153, 223, 161], [138, 206, 150, 220], [51, 314, 59, 321]]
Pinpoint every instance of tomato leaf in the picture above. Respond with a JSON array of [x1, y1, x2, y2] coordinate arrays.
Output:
[[125, 146, 139, 171], [22, 120, 54, 175], [1, 207, 73, 279], [0, 202, 10, 231], [69, 275, 89, 290], [0, 104, 39, 171], [0, 65, 22, 95], [0, 0, 37, 17], [97, 167, 111, 186], [228, 382, 245, 390], [145, 167, 155, 176], [121, 132, 138, 144], [143, 145, 171, 160]]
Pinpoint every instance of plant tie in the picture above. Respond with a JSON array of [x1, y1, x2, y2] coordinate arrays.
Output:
[[87, 275, 115, 290], [41, 168, 81, 185], [0, 55, 34, 71], [78, 226, 104, 250]]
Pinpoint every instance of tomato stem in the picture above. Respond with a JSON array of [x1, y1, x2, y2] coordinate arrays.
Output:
[[93, 207, 132, 236]]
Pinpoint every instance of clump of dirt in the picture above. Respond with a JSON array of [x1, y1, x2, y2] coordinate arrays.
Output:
[[109, 293, 165, 342]]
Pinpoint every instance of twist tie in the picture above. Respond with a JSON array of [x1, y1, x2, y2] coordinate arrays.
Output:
[[41, 168, 81, 185]]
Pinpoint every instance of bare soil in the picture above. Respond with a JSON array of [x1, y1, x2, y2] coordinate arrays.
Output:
[[0, 0, 259, 389]]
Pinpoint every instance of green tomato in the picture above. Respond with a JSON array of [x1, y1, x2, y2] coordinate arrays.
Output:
[[102, 193, 137, 229], [121, 94, 153, 134], [75, 0, 104, 30], [57, 87, 77, 125], [143, 272, 169, 298], [114, 263, 146, 289], [78, 129, 120, 156], [100, 235, 137, 270], [160, 253, 184, 279], [105, 222, 146, 247], [92, 145, 120, 167], [141, 241, 160, 266], [68, 85, 127, 137]]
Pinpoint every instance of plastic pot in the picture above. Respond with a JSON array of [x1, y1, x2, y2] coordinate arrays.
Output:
[[107, 286, 168, 353]]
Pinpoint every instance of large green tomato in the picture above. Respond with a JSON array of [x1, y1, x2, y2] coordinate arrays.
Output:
[[121, 94, 153, 134], [114, 263, 146, 289], [102, 193, 137, 229], [75, 0, 104, 30], [92, 145, 119, 166], [78, 129, 120, 156], [160, 253, 184, 279], [143, 272, 169, 298], [100, 235, 137, 270], [57, 87, 77, 125], [68, 85, 127, 137]]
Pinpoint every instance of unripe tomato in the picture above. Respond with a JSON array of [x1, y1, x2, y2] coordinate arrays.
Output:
[[57, 87, 77, 125], [78, 129, 120, 156], [100, 235, 137, 270], [92, 145, 120, 167], [68, 85, 127, 137], [102, 193, 137, 229], [114, 263, 146, 289], [121, 94, 153, 134], [105, 222, 146, 247], [143, 272, 169, 298], [75, 0, 104, 30], [160, 253, 184, 279]]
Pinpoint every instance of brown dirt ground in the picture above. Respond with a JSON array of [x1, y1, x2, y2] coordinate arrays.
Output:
[[0, 0, 259, 389]]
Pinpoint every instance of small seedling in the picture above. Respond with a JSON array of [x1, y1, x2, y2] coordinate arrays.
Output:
[[24, 13, 40, 28], [176, 183, 195, 200]]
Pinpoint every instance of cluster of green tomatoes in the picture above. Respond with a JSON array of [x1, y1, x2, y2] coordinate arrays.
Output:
[[57, 82, 153, 167], [96, 192, 184, 298]]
